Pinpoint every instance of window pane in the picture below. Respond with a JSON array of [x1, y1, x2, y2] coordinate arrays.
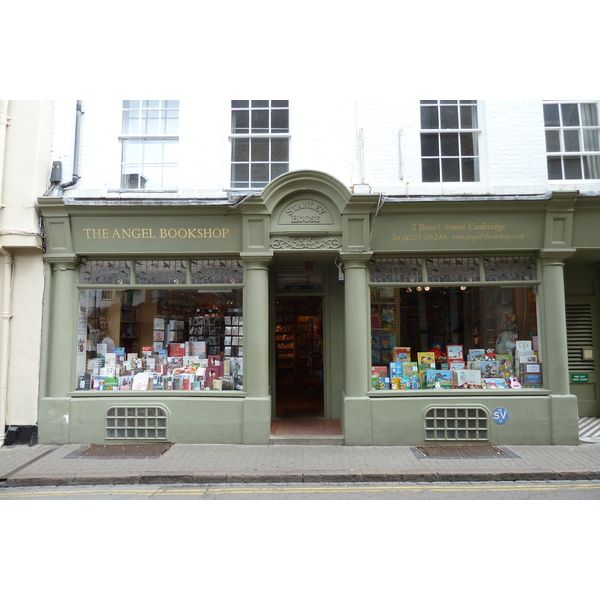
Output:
[[581, 103, 599, 126], [420, 105, 438, 129], [461, 158, 478, 182], [141, 140, 162, 163], [583, 129, 600, 152], [460, 132, 476, 156], [232, 100, 249, 108], [251, 163, 269, 186], [561, 103, 580, 127], [251, 138, 269, 161], [162, 139, 178, 163], [440, 133, 459, 156], [547, 157, 563, 179], [422, 158, 440, 182], [251, 109, 269, 133], [79, 288, 244, 391], [142, 100, 160, 109], [583, 155, 600, 179], [142, 110, 160, 134], [251, 100, 269, 108], [545, 130, 561, 152], [122, 139, 141, 163], [543, 104, 560, 127], [563, 129, 581, 152], [271, 109, 289, 133], [272, 100, 288, 107], [440, 105, 459, 129], [232, 110, 249, 134], [141, 165, 161, 188], [122, 110, 140, 134], [231, 163, 249, 187], [161, 165, 178, 188], [420, 133, 439, 157], [460, 105, 477, 129], [271, 138, 289, 161], [271, 163, 289, 179], [165, 111, 179, 135], [563, 157, 582, 179], [123, 100, 140, 110], [441, 158, 460, 181], [231, 138, 249, 162]]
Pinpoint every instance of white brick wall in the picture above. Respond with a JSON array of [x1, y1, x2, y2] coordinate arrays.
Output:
[[50, 100, 600, 199]]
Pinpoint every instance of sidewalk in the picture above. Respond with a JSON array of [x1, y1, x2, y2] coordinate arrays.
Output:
[[2, 439, 600, 487]]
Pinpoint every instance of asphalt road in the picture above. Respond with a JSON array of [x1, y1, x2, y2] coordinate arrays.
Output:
[[2, 480, 600, 500]]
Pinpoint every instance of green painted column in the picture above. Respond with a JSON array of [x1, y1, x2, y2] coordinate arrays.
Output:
[[46, 258, 78, 398], [539, 249, 579, 444], [240, 254, 272, 443], [339, 251, 372, 444], [540, 250, 573, 395]]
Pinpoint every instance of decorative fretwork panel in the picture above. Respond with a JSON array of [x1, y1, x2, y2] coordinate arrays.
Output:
[[426, 257, 480, 282], [190, 259, 244, 285], [135, 260, 187, 284], [369, 258, 423, 283], [106, 406, 168, 440], [483, 256, 537, 281], [79, 260, 131, 284]]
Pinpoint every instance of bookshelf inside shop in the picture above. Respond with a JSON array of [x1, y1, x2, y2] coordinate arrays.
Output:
[[275, 299, 323, 386]]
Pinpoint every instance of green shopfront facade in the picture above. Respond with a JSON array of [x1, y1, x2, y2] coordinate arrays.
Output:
[[37, 171, 597, 446]]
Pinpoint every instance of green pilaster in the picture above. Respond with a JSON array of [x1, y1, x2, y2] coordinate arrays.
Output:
[[241, 254, 273, 444], [339, 251, 372, 445]]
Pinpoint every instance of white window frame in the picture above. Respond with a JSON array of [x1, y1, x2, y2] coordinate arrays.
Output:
[[229, 100, 290, 190], [119, 100, 179, 191], [543, 100, 600, 181], [419, 100, 481, 183]]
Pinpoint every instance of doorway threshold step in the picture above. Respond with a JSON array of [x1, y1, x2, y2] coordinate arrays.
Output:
[[269, 434, 345, 445]]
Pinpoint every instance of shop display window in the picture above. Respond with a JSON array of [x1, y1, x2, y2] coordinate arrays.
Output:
[[369, 256, 541, 391], [76, 260, 244, 392]]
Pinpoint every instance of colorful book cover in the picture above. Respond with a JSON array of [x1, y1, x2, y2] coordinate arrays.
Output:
[[446, 345, 464, 360], [480, 360, 500, 378], [389, 362, 403, 378], [417, 352, 436, 366], [371, 366, 388, 378], [423, 370, 453, 389], [448, 360, 466, 370], [467, 349, 486, 361], [483, 378, 509, 388], [393, 347, 411, 362], [378, 377, 391, 390], [371, 375, 381, 390], [391, 377, 402, 390], [402, 362, 419, 376]]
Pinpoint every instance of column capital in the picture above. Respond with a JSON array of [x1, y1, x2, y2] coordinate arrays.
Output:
[[539, 248, 576, 266], [338, 251, 373, 269], [240, 252, 273, 270]]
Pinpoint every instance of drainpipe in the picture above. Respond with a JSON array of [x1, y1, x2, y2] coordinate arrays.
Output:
[[58, 100, 82, 192], [0, 100, 12, 445]]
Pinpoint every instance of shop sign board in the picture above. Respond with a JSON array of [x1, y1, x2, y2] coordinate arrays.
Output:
[[71, 215, 243, 253], [571, 373, 589, 383], [372, 208, 545, 252]]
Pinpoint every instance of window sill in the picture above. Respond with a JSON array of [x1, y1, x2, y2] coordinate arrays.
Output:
[[368, 388, 549, 398], [69, 390, 247, 398]]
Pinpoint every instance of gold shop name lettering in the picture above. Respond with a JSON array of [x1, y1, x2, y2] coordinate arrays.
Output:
[[83, 228, 230, 239], [410, 222, 506, 232]]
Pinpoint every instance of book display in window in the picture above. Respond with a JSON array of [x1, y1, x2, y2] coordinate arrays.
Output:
[[80, 288, 243, 391]]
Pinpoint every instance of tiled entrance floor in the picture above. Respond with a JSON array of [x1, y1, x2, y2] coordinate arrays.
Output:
[[270, 418, 343, 436]]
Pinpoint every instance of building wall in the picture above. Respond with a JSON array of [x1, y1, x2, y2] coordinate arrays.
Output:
[[0, 100, 54, 433], [51, 100, 593, 200]]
